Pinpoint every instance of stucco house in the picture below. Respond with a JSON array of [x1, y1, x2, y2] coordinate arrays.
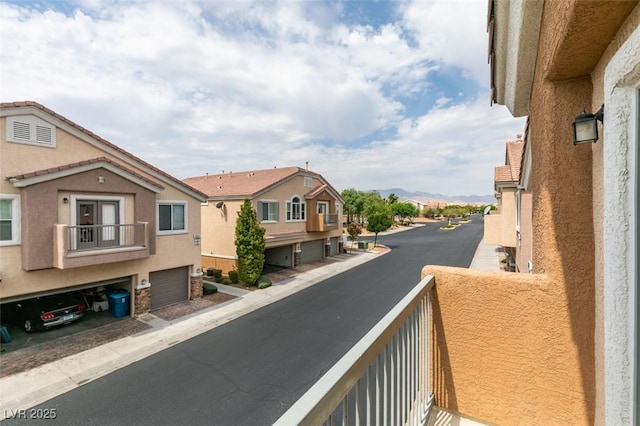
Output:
[[184, 166, 344, 275], [419, 1, 639, 424], [0, 101, 207, 318], [483, 133, 532, 272]]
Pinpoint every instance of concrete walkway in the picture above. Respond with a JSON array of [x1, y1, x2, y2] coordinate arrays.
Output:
[[0, 237, 501, 419]]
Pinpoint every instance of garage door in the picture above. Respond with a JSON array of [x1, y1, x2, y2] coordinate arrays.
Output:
[[329, 237, 339, 256], [150, 266, 189, 310], [265, 245, 292, 267], [300, 240, 324, 264]]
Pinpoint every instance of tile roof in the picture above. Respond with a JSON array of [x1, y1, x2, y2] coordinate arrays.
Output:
[[7, 157, 165, 190], [184, 167, 314, 198], [494, 135, 524, 185], [494, 165, 513, 183], [1, 101, 207, 199], [506, 141, 524, 181]]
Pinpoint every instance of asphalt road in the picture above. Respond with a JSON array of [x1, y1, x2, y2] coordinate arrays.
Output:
[[8, 218, 483, 426]]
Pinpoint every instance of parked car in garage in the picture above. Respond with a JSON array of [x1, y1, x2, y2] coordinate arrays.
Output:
[[3, 292, 87, 333]]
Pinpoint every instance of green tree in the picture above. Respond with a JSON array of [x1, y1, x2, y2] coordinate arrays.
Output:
[[366, 204, 393, 247], [386, 193, 399, 204], [341, 188, 367, 224], [362, 191, 385, 223], [235, 199, 266, 286], [392, 202, 419, 225]]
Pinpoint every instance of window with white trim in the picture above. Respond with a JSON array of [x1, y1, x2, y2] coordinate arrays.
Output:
[[6, 115, 56, 147], [0, 194, 21, 246], [304, 177, 312, 187], [157, 201, 187, 234], [286, 196, 306, 221], [259, 201, 279, 223]]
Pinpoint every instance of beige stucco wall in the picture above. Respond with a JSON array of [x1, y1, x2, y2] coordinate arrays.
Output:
[[482, 213, 501, 245], [423, 266, 587, 425], [498, 187, 517, 247], [515, 190, 533, 273], [483, 187, 516, 248], [0, 113, 202, 304]]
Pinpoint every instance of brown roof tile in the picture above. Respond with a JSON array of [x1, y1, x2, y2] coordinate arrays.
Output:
[[506, 141, 524, 181], [185, 167, 314, 198], [8, 157, 165, 190], [494, 165, 512, 183]]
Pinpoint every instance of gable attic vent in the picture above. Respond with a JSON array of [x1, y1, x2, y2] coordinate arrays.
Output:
[[7, 115, 56, 147]]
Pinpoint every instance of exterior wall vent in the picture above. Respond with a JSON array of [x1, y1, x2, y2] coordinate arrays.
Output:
[[6, 115, 56, 148]]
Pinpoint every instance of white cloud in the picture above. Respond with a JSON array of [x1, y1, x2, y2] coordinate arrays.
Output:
[[0, 0, 524, 196]]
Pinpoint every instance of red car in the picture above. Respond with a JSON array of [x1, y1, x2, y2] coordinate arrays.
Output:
[[5, 292, 87, 333]]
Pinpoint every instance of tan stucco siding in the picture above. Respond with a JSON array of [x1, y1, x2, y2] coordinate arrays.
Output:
[[482, 214, 501, 245], [200, 200, 242, 259], [515, 190, 533, 273], [423, 266, 589, 425]]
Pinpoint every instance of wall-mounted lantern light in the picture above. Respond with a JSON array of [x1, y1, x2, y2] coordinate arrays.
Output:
[[63, 197, 69, 204], [573, 104, 604, 145], [193, 234, 201, 245]]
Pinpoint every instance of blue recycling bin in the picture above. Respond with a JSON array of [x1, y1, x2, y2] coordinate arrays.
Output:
[[108, 290, 130, 318]]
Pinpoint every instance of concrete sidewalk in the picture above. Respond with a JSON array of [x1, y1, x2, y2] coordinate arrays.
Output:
[[0, 237, 501, 418]]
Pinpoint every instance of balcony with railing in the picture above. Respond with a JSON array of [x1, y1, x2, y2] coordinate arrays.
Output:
[[276, 265, 589, 425], [307, 213, 340, 232], [53, 222, 149, 269]]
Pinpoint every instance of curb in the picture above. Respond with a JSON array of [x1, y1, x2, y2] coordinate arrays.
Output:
[[0, 250, 384, 418]]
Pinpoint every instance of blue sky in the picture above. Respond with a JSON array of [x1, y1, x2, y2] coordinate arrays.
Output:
[[0, 0, 525, 196]]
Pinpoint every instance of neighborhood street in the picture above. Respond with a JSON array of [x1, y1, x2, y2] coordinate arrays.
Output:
[[7, 219, 484, 426]]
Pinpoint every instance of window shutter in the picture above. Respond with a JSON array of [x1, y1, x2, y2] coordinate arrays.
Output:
[[274, 203, 279, 221]]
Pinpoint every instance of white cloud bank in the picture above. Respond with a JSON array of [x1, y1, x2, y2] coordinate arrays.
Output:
[[0, 0, 525, 196]]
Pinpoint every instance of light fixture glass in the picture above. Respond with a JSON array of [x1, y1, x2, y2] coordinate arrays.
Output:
[[573, 105, 604, 145]]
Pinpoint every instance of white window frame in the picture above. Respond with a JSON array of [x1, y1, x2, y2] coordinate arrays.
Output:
[[259, 200, 279, 223], [157, 200, 188, 235], [286, 195, 306, 222], [304, 176, 313, 187], [70, 194, 125, 227], [602, 25, 639, 426], [6, 115, 56, 148], [317, 201, 329, 214], [0, 194, 21, 246]]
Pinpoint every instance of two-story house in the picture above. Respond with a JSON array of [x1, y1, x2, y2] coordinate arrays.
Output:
[[483, 133, 532, 272], [0, 102, 207, 319], [184, 167, 344, 275]]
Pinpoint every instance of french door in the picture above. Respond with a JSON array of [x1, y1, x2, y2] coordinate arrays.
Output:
[[76, 200, 119, 249]]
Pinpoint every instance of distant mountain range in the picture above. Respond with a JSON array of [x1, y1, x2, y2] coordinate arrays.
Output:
[[374, 188, 495, 205]]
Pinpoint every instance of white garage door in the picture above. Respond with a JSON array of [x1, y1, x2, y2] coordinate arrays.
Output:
[[150, 266, 189, 310], [300, 240, 324, 264]]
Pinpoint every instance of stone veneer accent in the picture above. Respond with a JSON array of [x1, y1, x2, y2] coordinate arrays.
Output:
[[134, 285, 151, 317], [190, 272, 203, 300]]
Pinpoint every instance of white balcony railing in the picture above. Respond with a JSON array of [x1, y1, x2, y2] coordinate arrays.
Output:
[[275, 275, 435, 426]]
